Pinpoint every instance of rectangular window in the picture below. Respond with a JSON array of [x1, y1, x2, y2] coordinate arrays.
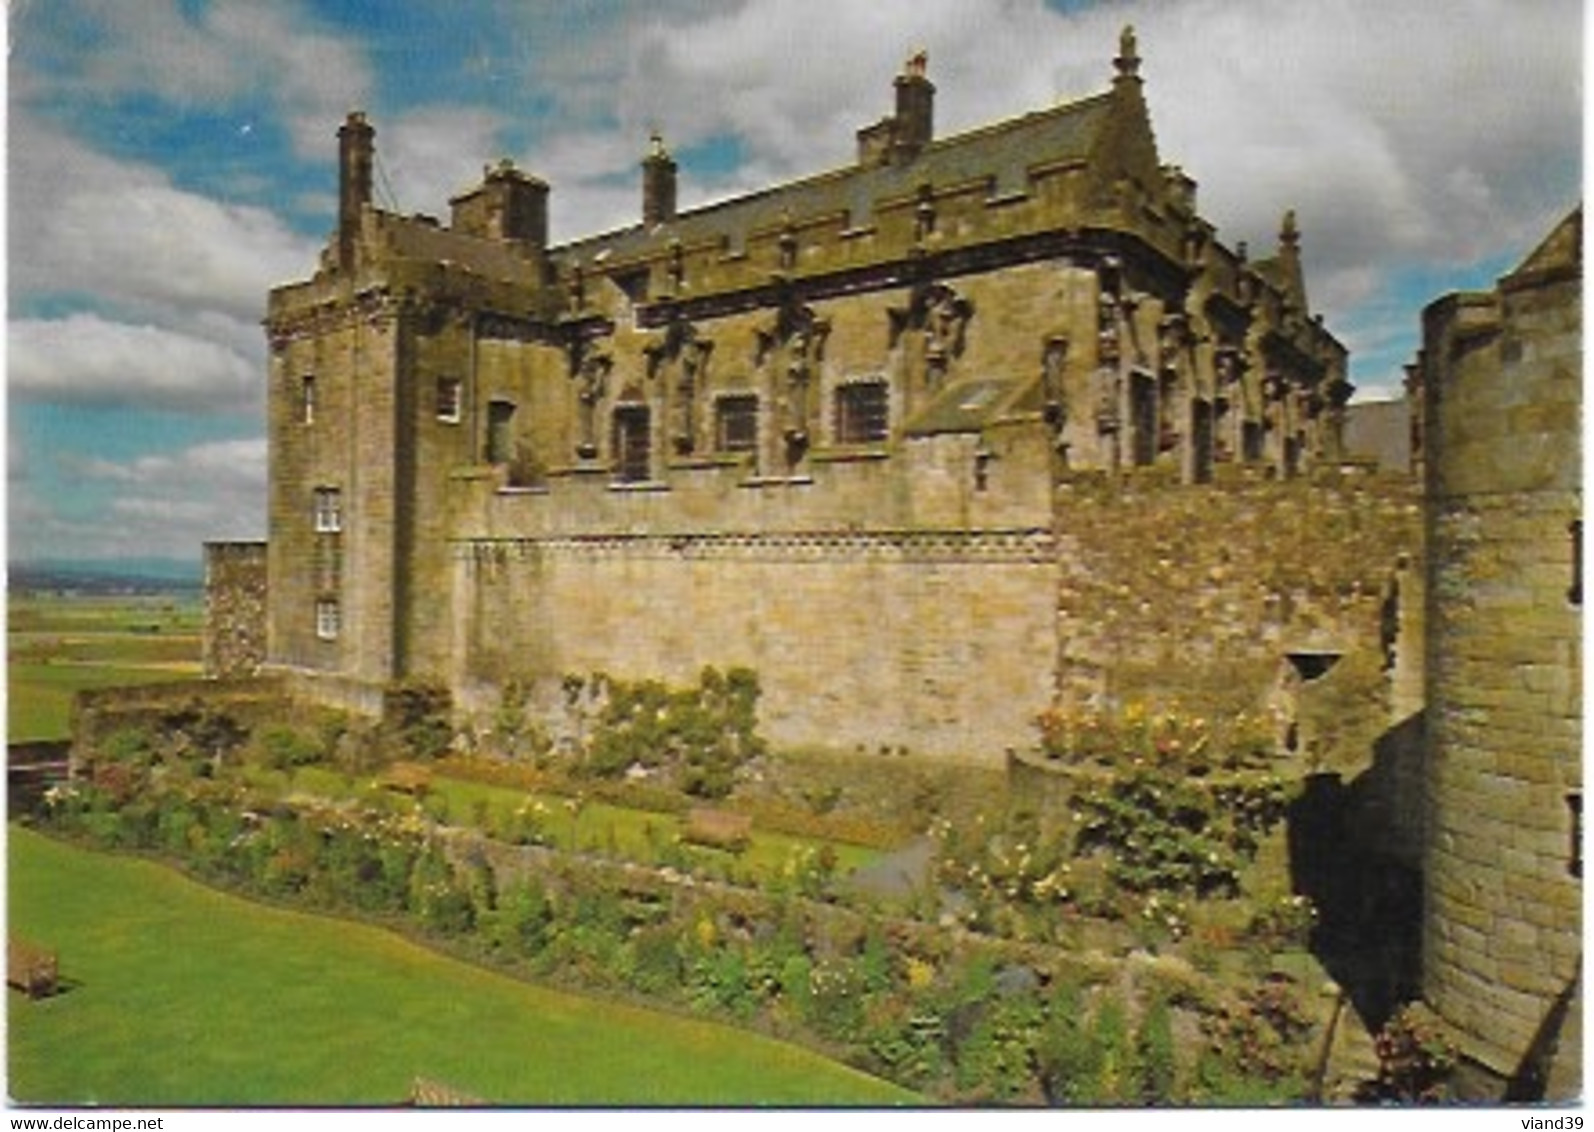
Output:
[[315, 599, 340, 641], [313, 487, 342, 533], [1569, 519, 1582, 606], [314, 537, 341, 593], [437, 377, 462, 423], [1569, 792, 1582, 878], [1190, 398, 1214, 484], [715, 394, 759, 452], [1129, 371, 1156, 466], [486, 399, 516, 464], [834, 380, 889, 445], [301, 376, 317, 424], [613, 404, 652, 483]]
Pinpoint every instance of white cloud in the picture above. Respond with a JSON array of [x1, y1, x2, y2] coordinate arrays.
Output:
[[511, 0, 1577, 387], [379, 107, 510, 218], [9, 314, 261, 413], [18, 438, 269, 562], [18, 0, 371, 156], [10, 116, 322, 329]]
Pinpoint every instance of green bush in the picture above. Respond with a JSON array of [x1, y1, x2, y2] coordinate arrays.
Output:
[[580, 667, 764, 799], [408, 844, 476, 935], [952, 996, 1041, 1102], [1036, 982, 1104, 1105], [1135, 994, 1178, 1103], [383, 682, 454, 761], [254, 724, 326, 770], [1072, 770, 1291, 898], [488, 878, 556, 959], [1367, 1004, 1455, 1103]]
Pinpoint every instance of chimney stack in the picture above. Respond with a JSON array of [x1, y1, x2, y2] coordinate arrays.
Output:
[[892, 49, 934, 162], [337, 111, 375, 271], [642, 133, 677, 229]]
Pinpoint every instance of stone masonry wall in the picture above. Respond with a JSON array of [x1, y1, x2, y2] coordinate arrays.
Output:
[[1420, 214, 1581, 1095], [1051, 466, 1421, 779], [202, 541, 268, 678]]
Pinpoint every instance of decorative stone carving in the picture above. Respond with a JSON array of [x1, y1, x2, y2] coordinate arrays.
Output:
[[754, 299, 829, 466], [889, 280, 972, 392], [569, 341, 613, 460]]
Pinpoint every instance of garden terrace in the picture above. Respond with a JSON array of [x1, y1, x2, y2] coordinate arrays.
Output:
[[21, 664, 1429, 1103]]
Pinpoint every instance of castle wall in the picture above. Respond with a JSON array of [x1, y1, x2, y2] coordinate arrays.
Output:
[[448, 426, 1058, 762], [202, 541, 267, 678], [456, 529, 1056, 763], [1420, 213, 1581, 1096], [1051, 468, 1421, 776]]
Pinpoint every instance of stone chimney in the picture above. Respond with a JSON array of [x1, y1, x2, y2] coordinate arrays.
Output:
[[641, 133, 677, 229], [450, 159, 550, 247], [857, 50, 935, 167], [892, 49, 934, 161], [337, 111, 374, 271]]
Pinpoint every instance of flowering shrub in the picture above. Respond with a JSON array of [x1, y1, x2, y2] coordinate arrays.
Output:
[[932, 815, 1075, 914], [1198, 974, 1315, 1095], [1368, 1005, 1455, 1103], [1073, 770, 1293, 898], [1246, 894, 1318, 949], [1036, 701, 1277, 772]]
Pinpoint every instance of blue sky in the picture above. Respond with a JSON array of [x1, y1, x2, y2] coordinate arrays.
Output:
[[7, 0, 1583, 564]]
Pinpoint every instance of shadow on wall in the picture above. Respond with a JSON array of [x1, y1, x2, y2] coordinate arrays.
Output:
[[1286, 711, 1426, 1032], [1505, 967, 1581, 1102]]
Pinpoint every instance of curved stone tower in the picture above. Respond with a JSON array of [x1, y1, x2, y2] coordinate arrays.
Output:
[[1419, 207, 1582, 1099]]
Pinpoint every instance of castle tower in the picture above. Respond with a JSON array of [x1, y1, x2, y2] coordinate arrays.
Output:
[[1420, 207, 1582, 1099]]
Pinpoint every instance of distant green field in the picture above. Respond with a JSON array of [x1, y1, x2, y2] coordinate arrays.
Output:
[[7, 827, 919, 1107], [8, 595, 203, 742]]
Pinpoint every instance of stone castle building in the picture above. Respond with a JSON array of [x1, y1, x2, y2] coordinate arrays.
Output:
[[198, 27, 1578, 1099], [254, 29, 1357, 760]]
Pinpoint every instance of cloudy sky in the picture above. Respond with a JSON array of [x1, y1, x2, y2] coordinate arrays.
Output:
[[8, 0, 1583, 566]]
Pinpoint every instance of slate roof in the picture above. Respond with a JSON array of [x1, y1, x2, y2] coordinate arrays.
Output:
[[556, 91, 1117, 261]]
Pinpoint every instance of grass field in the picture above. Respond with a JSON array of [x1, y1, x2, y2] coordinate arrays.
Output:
[[9, 595, 203, 742], [7, 826, 919, 1107]]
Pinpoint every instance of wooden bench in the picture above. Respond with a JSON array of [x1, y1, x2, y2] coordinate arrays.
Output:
[[682, 808, 752, 852], [378, 762, 432, 797], [8, 937, 59, 999]]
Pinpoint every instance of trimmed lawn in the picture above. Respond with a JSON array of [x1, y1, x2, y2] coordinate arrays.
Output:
[[261, 764, 881, 884], [7, 827, 919, 1107]]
